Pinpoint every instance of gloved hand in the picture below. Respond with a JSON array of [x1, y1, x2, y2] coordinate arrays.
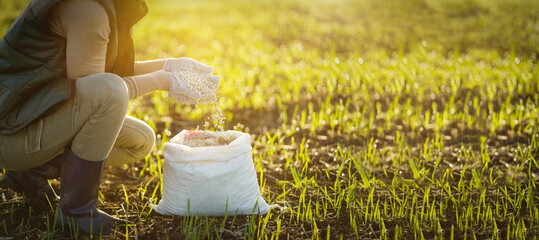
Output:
[[164, 57, 221, 104], [166, 71, 202, 103], [164, 57, 214, 73]]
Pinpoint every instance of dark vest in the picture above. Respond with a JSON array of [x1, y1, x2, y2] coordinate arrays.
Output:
[[0, 0, 147, 135]]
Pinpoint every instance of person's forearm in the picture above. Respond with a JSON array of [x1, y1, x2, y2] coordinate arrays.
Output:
[[134, 59, 166, 75], [123, 70, 169, 99]]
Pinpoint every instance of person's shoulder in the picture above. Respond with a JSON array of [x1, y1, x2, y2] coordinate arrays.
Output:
[[54, 0, 109, 30]]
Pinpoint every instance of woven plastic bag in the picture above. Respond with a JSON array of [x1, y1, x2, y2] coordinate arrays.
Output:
[[153, 130, 271, 216]]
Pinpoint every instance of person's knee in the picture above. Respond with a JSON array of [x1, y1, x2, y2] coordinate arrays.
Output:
[[135, 123, 156, 159], [105, 122, 155, 167], [77, 73, 129, 111], [121, 118, 155, 160], [94, 73, 129, 109]]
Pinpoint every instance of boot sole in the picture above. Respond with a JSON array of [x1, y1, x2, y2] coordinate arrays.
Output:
[[56, 207, 119, 236]]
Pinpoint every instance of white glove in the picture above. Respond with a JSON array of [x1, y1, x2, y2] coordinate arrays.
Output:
[[164, 57, 221, 104], [164, 57, 214, 73], [166, 71, 201, 103]]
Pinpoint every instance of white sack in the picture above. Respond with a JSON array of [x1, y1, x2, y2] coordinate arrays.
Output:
[[153, 130, 270, 216]]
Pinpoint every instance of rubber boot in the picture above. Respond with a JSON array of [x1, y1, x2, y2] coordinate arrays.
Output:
[[56, 148, 121, 235], [1, 154, 64, 208]]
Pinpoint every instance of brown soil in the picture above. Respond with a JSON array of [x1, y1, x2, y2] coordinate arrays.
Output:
[[0, 102, 538, 239]]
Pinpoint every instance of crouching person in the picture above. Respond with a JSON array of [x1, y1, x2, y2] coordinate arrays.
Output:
[[0, 0, 219, 235]]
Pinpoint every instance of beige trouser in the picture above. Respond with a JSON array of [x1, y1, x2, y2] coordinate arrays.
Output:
[[0, 73, 156, 170]]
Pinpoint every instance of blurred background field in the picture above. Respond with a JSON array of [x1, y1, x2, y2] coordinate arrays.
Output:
[[1, 0, 538, 239]]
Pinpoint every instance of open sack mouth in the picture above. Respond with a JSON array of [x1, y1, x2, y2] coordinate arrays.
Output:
[[179, 130, 237, 147]]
